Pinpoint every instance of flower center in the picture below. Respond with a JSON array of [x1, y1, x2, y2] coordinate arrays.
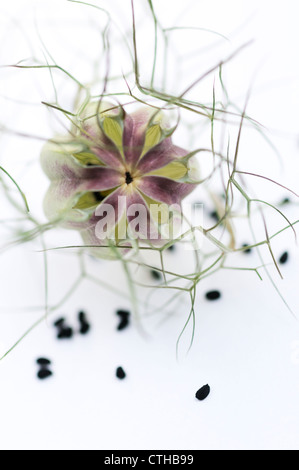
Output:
[[125, 172, 133, 185]]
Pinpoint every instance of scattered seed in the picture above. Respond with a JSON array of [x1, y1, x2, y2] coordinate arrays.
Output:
[[242, 243, 252, 254], [37, 369, 53, 380], [78, 311, 91, 335], [116, 310, 130, 331], [279, 251, 289, 265], [116, 367, 126, 380], [151, 269, 162, 281], [36, 358, 51, 366], [206, 290, 221, 301], [117, 318, 129, 331], [54, 316, 73, 339], [195, 384, 210, 401], [80, 322, 90, 335], [117, 309, 130, 318], [57, 327, 73, 339], [209, 210, 219, 222], [78, 311, 86, 322]]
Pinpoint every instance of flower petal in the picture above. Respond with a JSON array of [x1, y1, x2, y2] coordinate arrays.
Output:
[[79, 102, 125, 170], [125, 189, 161, 242], [79, 168, 123, 191], [41, 139, 90, 181], [137, 176, 196, 205], [137, 138, 188, 175], [80, 187, 131, 257], [43, 180, 87, 223], [43, 167, 122, 223], [94, 185, 127, 226], [122, 107, 172, 167], [122, 109, 151, 166], [80, 216, 130, 260]]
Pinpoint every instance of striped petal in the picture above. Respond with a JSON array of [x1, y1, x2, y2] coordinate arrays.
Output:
[[122, 108, 152, 166], [125, 189, 161, 242], [137, 176, 196, 205], [137, 139, 188, 175], [43, 168, 122, 223], [79, 102, 125, 170], [80, 187, 131, 258], [122, 107, 173, 167], [41, 138, 92, 181]]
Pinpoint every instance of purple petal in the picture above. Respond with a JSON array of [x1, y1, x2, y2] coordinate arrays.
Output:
[[80, 187, 130, 254], [125, 190, 161, 241], [91, 186, 128, 240], [41, 139, 124, 184], [122, 108, 155, 167], [91, 146, 124, 170], [41, 140, 89, 181], [137, 139, 188, 175], [43, 168, 122, 223], [78, 167, 123, 192], [80, 102, 124, 170], [137, 176, 196, 205], [95, 186, 127, 223]]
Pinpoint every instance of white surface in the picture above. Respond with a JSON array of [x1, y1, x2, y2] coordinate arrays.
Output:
[[0, 0, 298, 450]]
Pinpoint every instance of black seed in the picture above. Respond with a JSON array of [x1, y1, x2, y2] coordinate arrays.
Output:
[[206, 290, 221, 301], [78, 310, 87, 323], [151, 269, 162, 281], [116, 310, 131, 331], [116, 367, 126, 380], [54, 318, 66, 327], [78, 311, 90, 334], [80, 321, 90, 335], [57, 327, 73, 339], [117, 309, 130, 318], [242, 243, 252, 254], [195, 384, 210, 401], [37, 358, 51, 366], [117, 318, 130, 331], [125, 172, 133, 185], [279, 251, 289, 265], [167, 244, 176, 252], [38, 369, 53, 380], [78, 311, 85, 322], [281, 197, 290, 205], [210, 210, 220, 222]]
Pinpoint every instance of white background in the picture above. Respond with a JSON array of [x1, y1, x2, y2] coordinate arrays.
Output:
[[0, 0, 298, 450]]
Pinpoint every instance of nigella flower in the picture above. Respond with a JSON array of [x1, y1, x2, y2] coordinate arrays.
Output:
[[41, 101, 200, 258]]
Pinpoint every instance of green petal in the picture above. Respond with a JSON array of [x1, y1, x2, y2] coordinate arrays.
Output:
[[73, 190, 112, 210], [73, 151, 105, 167], [139, 111, 175, 159], [142, 124, 162, 156], [102, 117, 123, 152], [147, 161, 188, 180]]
